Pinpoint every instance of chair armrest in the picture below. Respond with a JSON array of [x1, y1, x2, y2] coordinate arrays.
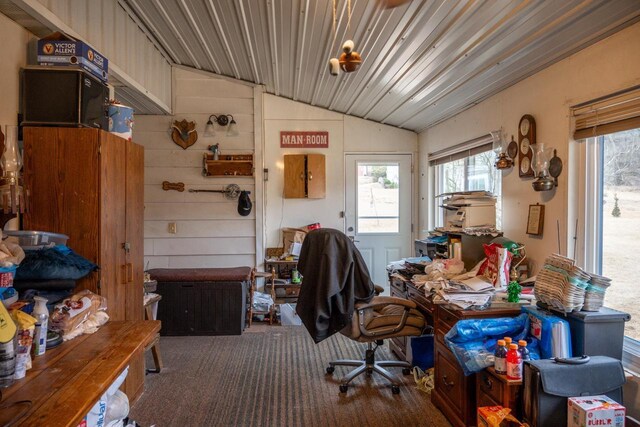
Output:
[[355, 296, 417, 311], [355, 296, 420, 338]]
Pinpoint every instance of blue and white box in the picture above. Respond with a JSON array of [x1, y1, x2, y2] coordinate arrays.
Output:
[[37, 32, 108, 82]]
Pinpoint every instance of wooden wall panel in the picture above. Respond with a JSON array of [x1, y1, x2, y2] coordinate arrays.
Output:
[[138, 67, 257, 269]]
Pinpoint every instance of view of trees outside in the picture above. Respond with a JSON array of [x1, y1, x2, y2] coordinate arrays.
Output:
[[357, 164, 400, 233], [435, 150, 502, 228], [601, 129, 640, 341]]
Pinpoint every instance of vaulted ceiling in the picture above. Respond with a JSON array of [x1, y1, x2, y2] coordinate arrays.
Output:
[[125, 0, 640, 132]]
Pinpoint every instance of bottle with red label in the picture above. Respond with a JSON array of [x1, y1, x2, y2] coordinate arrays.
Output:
[[506, 343, 522, 380]]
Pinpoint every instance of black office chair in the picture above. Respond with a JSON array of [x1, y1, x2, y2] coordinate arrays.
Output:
[[296, 228, 425, 394]]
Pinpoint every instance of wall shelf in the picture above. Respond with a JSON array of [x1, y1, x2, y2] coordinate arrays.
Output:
[[202, 153, 254, 177]]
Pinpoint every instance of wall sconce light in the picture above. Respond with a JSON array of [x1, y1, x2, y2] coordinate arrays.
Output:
[[204, 114, 239, 137]]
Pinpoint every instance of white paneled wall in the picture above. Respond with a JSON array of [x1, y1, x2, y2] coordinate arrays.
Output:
[[5, 0, 171, 113], [139, 67, 256, 269]]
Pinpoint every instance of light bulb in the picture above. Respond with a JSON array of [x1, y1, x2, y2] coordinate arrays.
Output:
[[204, 120, 216, 137], [226, 119, 239, 137]]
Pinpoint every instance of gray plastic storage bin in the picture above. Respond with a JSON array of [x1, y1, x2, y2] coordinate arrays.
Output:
[[564, 307, 630, 360]]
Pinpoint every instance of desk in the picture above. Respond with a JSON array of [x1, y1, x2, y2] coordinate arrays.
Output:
[[389, 273, 522, 427], [0, 320, 160, 427]]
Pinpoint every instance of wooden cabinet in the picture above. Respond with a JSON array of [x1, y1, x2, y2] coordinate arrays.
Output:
[[284, 154, 325, 198], [431, 304, 522, 427], [23, 127, 145, 400], [476, 367, 522, 415]]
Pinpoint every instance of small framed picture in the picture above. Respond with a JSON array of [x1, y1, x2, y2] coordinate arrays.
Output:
[[527, 204, 545, 235]]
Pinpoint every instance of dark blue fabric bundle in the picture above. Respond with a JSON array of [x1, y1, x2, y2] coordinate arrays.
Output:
[[15, 245, 98, 280]]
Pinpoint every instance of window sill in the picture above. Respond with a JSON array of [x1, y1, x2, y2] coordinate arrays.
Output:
[[623, 337, 640, 375]]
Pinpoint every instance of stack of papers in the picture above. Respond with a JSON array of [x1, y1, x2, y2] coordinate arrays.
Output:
[[434, 276, 495, 309]]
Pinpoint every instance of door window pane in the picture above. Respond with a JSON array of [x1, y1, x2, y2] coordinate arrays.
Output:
[[601, 129, 640, 340], [357, 163, 399, 233]]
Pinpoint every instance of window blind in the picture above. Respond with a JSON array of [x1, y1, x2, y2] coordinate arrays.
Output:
[[428, 134, 494, 166], [572, 86, 640, 140]]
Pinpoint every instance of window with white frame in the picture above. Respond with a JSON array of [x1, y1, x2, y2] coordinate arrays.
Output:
[[430, 137, 502, 229], [574, 87, 640, 370]]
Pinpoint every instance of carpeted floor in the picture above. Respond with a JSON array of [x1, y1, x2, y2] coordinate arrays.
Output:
[[130, 325, 452, 427]]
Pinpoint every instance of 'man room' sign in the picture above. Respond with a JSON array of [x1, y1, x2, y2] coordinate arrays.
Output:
[[280, 131, 329, 148]]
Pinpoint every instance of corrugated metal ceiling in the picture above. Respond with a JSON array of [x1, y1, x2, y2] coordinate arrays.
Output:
[[123, 0, 640, 132]]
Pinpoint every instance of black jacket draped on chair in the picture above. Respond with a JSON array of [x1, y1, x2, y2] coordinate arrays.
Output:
[[295, 229, 375, 343]]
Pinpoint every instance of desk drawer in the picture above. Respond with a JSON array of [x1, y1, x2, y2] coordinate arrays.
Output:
[[435, 347, 464, 412], [390, 278, 407, 296], [438, 306, 459, 330], [477, 369, 503, 404], [407, 285, 433, 314]]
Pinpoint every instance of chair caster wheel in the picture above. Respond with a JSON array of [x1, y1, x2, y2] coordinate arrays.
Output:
[[326, 366, 335, 374], [391, 386, 400, 394], [339, 384, 348, 393], [402, 368, 411, 375]]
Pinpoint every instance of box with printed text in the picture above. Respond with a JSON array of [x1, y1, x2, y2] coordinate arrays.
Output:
[[37, 32, 108, 82], [567, 395, 625, 427]]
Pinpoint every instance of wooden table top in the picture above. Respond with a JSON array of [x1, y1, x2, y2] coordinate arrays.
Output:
[[0, 320, 160, 427]]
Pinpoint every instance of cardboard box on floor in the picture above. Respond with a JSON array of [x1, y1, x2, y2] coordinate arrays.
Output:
[[567, 396, 625, 427]]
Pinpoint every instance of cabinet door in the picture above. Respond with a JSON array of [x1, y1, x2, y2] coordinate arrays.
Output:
[[284, 155, 306, 198], [306, 154, 326, 199], [23, 128, 101, 293], [125, 141, 144, 322], [157, 283, 196, 335], [100, 132, 127, 321]]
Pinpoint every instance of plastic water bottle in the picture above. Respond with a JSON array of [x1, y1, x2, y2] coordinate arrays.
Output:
[[506, 343, 522, 380], [518, 339, 531, 361], [504, 336, 512, 347], [32, 296, 49, 356], [494, 339, 508, 375]]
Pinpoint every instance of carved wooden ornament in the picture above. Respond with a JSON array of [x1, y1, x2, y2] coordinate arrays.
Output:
[[171, 119, 198, 150], [162, 181, 185, 192]]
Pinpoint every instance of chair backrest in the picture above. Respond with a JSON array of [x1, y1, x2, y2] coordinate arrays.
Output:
[[295, 228, 375, 343]]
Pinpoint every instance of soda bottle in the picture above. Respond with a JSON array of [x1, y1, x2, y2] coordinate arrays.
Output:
[[506, 343, 522, 380], [518, 339, 531, 361], [494, 339, 508, 375], [504, 336, 512, 347]]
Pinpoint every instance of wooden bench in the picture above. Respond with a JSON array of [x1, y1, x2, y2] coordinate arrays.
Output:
[[0, 321, 160, 427]]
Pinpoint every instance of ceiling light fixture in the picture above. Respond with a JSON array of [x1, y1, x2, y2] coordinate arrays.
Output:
[[204, 114, 239, 137], [327, 0, 363, 76]]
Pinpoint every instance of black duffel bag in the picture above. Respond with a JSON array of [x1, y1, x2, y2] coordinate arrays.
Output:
[[522, 355, 625, 427]]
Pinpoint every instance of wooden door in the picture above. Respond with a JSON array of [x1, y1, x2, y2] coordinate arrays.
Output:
[[99, 132, 127, 321], [23, 128, 101, 293], [125, 141, 144, 322], [283, 155, 305, 198], [306, 154, 326, 199]]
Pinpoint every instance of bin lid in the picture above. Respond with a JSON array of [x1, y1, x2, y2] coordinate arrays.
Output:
[[567, 306, 630, 323]]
